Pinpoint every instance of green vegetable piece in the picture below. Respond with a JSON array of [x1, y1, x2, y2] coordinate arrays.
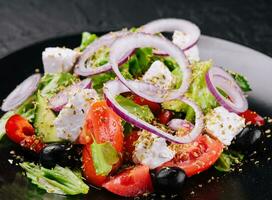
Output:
[[91, 141, 119, 176], [38, 73, 78, 98], [16, 95, 36, 122], [161, 99, 188, 112], [116, 95, 154, 123], [127, 48, 153, 77], [214, 150, 244, 172], [0, 111, 15, 141], [20, 162, 89, 195], [80, 32, 97, 51], [122, 120, 134, 136], [186, 60, 218, 114], [171, 66, 182, 89], [230, 71, 252, 92], [34, 92, 61, 143], [161, 56, 179, 71], [91, 72, 115, 90], [91, 46, 110, 67]]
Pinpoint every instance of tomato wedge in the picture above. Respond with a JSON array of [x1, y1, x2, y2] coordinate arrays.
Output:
[[123, 131, 139, 161], [103, 165, 153, 197], [160, 134, 223, 177], [133, 95, 161, 114], [240, 109, 265, 126], [81, 101, 124, 187], [5, 114, 44, 153]]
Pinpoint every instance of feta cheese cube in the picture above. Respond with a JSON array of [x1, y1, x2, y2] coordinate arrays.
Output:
[[54, 88, 98, 141], [172, 30, 200, 62], [133, 131, 175, 169], [142, 60, 174, 90], [205, 106, 245, 145], [42, 47, 79, 73]]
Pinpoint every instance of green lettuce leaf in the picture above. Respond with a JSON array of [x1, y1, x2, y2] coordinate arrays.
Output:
[[16, 95, 37, 122], [116, 95, 154, 123], [122, 120, 134, 136], [163, 61, 218, 122], [91, 142, 119, 176], [214, 150, 244, 172], [229, 71, 252, 92], [187, 61, 218, 113], [91, 71, 115, 91], [91, 65, 132, 91], [20, 162, 89, 195], [38, 73, 78, 98], [90, 46, 110, 67], [126, 48, 153, 77], [80, 32, 97, 51]]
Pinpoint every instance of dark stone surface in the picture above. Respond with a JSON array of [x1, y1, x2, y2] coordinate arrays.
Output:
[[0, 0, 271, 58]]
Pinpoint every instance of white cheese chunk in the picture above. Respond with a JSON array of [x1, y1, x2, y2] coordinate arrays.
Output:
[[142, 60, 174, 90], [172, 30, 200, 62], [133, 131, 175, 169], [54, 88, 98, 141], [42, 47, 79, 73], [205, 106, 245, 145]]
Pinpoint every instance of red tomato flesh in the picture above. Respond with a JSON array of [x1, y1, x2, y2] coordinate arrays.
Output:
[[240, 109, 265, 126], [81, 101, 124, 187], [5, 114, 44, 153], [160, 134, 223, 177], [124, 131, 139, 161], [103, 165, 153, 197]]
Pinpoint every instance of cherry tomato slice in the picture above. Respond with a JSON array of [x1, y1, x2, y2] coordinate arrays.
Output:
[[103, 165, 153, 197], [5, 114, 44, 153], [240, 109, 265, 126], [160, 134, 223, 177]]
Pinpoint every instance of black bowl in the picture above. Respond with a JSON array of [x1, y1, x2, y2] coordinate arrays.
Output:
[[0, 33, 272, 200]]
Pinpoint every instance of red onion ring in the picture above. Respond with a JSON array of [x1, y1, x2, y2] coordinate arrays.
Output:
[[140, 18, 201, 51], [110, 32, 191, 103], [152, 49, 168, 56], [205, 67, 248, 113], [49, 78, 92, 111], [74, 31, 133, 76], [103, 80, 203, 144], [1, 74, 41, 111]]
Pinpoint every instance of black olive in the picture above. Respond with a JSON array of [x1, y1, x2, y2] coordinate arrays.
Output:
[[233, 125, 263, 151], [152, 167, 186, 193], [40, 143, 82, 168]]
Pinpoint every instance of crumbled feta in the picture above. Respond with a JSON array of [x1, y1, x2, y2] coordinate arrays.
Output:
[[54, 89, 98, 141], [142, 60, 174, 90], [133, 131, 175, 169], [172, 30, 200, 62], [205, 106, 245, 145], [42, 47, 79, 73]]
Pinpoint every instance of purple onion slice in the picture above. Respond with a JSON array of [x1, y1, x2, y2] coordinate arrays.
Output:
[[1, 74, 41, 111]]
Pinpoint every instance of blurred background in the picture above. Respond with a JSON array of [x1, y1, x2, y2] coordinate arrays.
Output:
[[0, 0, 271, 58]]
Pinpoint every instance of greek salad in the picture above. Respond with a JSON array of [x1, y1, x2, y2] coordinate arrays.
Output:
[[0, 18, 266, 197]]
